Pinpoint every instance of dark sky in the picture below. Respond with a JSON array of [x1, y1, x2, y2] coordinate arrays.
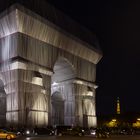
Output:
[[46, 0, 140, 115]]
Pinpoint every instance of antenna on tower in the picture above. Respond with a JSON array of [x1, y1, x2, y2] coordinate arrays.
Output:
[[117, 97, 120, 115]]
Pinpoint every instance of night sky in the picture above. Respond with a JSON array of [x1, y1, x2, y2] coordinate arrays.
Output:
[[1, 0, 140, 115], [46, 0, 140, 115]]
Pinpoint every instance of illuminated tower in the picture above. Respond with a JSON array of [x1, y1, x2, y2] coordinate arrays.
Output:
[[117, 97, 121, 114]]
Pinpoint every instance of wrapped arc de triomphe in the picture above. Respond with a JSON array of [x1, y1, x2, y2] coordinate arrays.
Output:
[[0, 3, 102, 128]]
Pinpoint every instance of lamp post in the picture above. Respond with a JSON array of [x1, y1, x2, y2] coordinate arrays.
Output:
[[107, 119, 117, 128]]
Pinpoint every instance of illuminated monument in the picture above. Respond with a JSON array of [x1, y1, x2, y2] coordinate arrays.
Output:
[[0, 2, 102, 128], [116, 97, 121, 115]]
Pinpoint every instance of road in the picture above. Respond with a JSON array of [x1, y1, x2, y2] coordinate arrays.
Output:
[[17, 135, 140, 140]]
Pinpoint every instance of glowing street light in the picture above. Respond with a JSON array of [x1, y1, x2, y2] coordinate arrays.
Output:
[[112, 119, 117, 122], [137, 118, 140, 121], [106, 119, 117, 127]]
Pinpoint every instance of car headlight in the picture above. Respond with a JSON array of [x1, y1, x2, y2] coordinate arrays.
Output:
[[17, 131, 21, 135], [26, 130, 30, 134], [11, 134, 15, 138], [91, 131, 96, 135]]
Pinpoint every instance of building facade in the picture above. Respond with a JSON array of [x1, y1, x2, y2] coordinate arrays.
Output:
[[0, 3, 102, 128]]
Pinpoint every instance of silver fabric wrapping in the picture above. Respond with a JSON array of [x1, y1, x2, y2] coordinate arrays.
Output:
[[0, 4, 102, 127]]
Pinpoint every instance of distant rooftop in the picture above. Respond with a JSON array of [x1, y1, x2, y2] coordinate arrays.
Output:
[[0, 0, 101, 52]]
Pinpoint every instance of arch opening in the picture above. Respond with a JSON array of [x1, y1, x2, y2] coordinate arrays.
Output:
[[51, 91, 64, 125], [51, 57, 76, 126], [0, 79, 6, 127]]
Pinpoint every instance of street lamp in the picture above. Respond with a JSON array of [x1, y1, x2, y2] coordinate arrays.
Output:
[[137, 118, 140, 121], [112, 119, 117, 122], [106, 119, 117, 128]]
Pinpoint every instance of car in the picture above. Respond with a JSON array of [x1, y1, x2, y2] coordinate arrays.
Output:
[[96, 128, 110, 138], [82, 128, 96, 136], [56, 126, 84, 136], [10, 127, 54, 136], [33, 127, 54, 135], [12, 128, 34, 136], [0, 129, 17, 140], [119, 128, 134, 135]]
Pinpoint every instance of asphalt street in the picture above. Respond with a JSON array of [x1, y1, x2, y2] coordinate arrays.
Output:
[[17, 135, 140, 140]]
